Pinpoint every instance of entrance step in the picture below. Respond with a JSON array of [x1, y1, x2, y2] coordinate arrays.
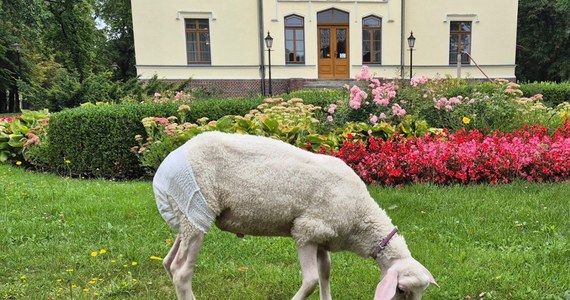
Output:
[[302, 79, 362, 90]]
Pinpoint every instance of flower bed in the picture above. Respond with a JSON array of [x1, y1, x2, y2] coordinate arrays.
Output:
[[332, 119, 570, 185]]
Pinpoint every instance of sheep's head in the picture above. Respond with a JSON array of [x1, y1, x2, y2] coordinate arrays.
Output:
[[374, 257, 438, 300]]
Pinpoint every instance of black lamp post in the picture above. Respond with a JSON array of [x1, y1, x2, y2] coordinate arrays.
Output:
[[12, 43, 22, 112], [265, 32, 273, 96], [407, 32, 416, 81]]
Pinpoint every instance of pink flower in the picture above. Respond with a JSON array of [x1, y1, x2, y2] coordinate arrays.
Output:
[[175, 91, 184, 100], [392, 104, 407, 117], [379, 113, 387, 120], [355, 66, 373, 81], [370, 115, 378, 125], [154, 92, 161, 98], [327, 115, 334, 122], [153, 117, 169, 125], [349, 86, 364, 109], [327, 104, 337, 114]]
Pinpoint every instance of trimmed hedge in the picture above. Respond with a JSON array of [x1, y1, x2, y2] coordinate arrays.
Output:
[[47, 103, 180, 179], [40, 91, 345, 179], [520, 81, 570, 107], [44, 98, 268, 179]]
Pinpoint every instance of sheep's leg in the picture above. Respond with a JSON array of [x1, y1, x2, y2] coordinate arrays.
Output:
[[317, 248, 332, 300], [292, 242, 319, 300], [170, 230, 205, 300], [163, 235, 182, 279]]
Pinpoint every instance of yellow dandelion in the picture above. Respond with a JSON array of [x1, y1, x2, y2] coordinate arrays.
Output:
[[462, 117, 471, 124], [94, 292, 100, 297], [56, 279, 62, 283], [165, 239, 172, 246], [65, 159, 71, 164], [16, 161, 22, 166], [71, 284, 78, 288], [20, 275, 27, 282], [90, 251, 98, 257], [562, 111, 567, 118], [99, 249, 107, 255], [88, 280, 96, 284], [66, 268, 74, 273], [123, 264, 128, 268], [111, 259, 117, 263], [131, 261, 138, 266], [83, 288, 90, 292], [150, 255, 163, 261]]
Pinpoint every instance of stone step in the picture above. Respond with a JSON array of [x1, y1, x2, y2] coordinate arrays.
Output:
[[302, 79, 361, 90]]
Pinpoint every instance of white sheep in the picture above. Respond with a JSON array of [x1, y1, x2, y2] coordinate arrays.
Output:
[[153, 131, 438, 300]]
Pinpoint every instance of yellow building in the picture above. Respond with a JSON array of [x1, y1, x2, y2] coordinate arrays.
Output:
[[131, 0, 519, 96]]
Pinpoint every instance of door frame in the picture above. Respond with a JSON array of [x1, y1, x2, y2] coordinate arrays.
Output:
[[317, 25, 350, 79]]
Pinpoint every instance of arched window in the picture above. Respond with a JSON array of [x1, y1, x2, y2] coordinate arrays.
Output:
[[362, 16, 382, 64], [284, 15, 305, 64]]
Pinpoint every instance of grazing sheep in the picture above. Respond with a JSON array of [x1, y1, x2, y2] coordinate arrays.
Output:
[[153, 131, 438, 300]]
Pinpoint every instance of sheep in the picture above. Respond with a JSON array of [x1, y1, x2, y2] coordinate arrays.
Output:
[[153, 131, 438, 300]]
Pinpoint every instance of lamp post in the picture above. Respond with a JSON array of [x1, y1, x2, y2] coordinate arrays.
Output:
[[265, 32, 273, 96], [407, 32, 415, 81], [12, 43, 22, 112]]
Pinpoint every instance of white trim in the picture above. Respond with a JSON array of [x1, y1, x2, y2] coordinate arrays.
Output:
[[176, 11, 216, 21], [444, 14, 479, 23]]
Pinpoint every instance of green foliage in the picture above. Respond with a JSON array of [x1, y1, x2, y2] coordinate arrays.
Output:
[[519, 81, 570, 107], [516, 0, 570, 82], [2, 164, 570, 299], [45, 103, 180, 178], [284, 89, 348, 107], [0, 109, 49, 162]]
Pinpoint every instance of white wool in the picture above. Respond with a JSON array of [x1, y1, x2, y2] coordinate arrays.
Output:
[[154, 132, 436, 299], [175, 131, 409, 259], [153, 144, 216, 233]]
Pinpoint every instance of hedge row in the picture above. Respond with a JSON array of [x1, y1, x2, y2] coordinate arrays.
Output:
[[42, 90, 346, 179], [520, 81, 570, 107]]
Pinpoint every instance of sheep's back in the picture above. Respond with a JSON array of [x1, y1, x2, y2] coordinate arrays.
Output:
[[183, 132, 376, 238]]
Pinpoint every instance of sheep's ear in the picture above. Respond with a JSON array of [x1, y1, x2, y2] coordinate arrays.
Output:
[[374, 268, 398, 300], [422, 266, 439, 288]]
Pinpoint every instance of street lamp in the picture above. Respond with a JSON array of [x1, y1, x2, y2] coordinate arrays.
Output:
[[265, 32, 273, 96], [407, 32, 416, 81], [12, 43, 22, 112], [12, 43, 22, 80]]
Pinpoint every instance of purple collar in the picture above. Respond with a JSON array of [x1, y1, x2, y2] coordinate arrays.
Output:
[[371, 227, 398, 259]]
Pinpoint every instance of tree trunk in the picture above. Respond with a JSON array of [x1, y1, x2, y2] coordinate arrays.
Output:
[[8, 87, 19, 113], [0, 89, 6, 113]]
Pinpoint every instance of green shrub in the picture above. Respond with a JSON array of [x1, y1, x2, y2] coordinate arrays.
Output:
[[46, 103, 180, 178], [284, 89, 347, 107], [520, 81, 570, 107]]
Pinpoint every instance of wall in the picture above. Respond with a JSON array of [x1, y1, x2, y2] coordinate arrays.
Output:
[[132, 0, 518, 85]]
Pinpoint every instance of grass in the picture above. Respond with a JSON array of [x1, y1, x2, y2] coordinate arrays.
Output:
[[1, 164, 569, 300]]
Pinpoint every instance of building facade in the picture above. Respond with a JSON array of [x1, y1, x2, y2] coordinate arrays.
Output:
[[131, 0, 519, 96]]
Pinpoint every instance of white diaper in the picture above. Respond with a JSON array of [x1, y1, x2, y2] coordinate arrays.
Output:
[[153, 144, 216, 233]]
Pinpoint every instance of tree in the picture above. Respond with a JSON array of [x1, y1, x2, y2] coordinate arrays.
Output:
[[516, 0, 570, 82], [94, 0, 136, 81]]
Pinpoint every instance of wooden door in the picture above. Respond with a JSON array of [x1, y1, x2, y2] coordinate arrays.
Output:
[[318, 26, 349, 78]]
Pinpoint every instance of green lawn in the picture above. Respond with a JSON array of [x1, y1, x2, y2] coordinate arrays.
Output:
[[1, 164, 569, 299]]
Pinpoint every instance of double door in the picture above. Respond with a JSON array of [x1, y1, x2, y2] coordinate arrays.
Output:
[[318, 26, 349, 79]]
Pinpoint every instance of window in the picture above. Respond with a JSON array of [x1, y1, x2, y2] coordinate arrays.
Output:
[[185, 19, 211, 64], [362, 16, 382, 64], [449, 21, 471, 65], [285, 15, 305, 64]]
